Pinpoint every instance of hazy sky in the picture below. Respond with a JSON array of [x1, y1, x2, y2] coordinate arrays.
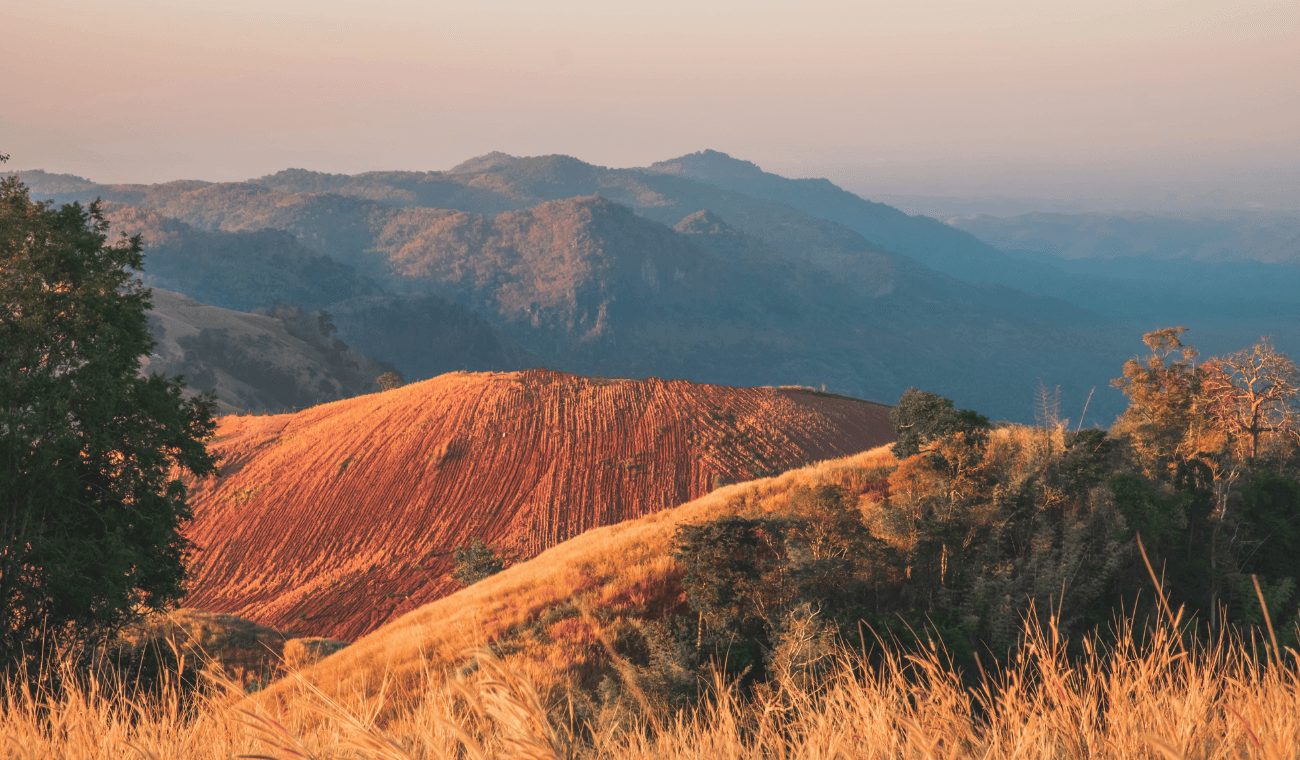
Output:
[[5, 0, 1298, 202]]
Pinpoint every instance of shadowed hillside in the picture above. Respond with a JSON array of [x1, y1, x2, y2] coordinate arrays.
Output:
[[100, 203, 531, 382], [181, 370, 894, 640], [326, 291, 534, 380], [104, 203, 382, 313], [145, 290, 392, 414]]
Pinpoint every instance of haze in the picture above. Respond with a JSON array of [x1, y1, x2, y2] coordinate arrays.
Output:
[[5, 0, 1297, 206]]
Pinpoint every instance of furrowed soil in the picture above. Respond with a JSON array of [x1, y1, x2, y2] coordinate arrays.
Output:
[[182, 369, 893, 640]]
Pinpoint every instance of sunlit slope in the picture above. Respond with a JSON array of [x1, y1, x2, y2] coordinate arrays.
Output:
[[260, 446, 894, 708], [183, 370, 892, 640]]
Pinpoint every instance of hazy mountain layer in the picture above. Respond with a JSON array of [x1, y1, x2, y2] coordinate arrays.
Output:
[[949, 210, 1300, 264], [16, 164, 1129, 421], [105, 203, 381, 313], [946, 209, 1300, 362], [102, 204, 530, 386]]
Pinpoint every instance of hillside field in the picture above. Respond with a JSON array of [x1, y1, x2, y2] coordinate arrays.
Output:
[[181, 369, 894, 639]]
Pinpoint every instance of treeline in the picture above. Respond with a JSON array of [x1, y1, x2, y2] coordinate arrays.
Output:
[[664, 327, 1300, 692]]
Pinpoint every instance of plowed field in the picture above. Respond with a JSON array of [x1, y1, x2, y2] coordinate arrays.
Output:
[[182, 370, 893, 640]]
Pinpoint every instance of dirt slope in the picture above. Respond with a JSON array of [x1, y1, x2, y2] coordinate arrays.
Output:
[[182, 370, 893, 640]]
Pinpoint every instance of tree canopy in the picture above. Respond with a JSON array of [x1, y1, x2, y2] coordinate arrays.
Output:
[[0, 175, 217, 665], [888, 387, 989, 459]]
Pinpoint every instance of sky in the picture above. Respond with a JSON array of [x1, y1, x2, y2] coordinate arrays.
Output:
[[4, 0, 1298, 207]]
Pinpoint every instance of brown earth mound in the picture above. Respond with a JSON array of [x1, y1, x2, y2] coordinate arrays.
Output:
[[182, 369, 894, 640]]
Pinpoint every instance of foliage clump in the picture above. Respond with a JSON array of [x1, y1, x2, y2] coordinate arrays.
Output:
[[376, 370, 405, 391], [889, 387, 990, 458], [0, 174, 217, 669], [452, 538, 505, 587]]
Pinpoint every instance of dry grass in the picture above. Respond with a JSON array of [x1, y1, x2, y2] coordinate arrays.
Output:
[[259, 447, 899, 710], [10, 443, 1297, 758], [4, 615, 1298, 759], [115, 608, 290, 689]]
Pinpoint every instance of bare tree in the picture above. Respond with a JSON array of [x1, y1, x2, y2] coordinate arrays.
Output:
[[1034, 378, 1063, 430], [1199, 338, 1300, 460]]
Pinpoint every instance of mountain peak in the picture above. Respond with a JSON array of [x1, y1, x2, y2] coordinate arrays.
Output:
[[449, 152, 519, 174], [674, 209, 736, 236], [645, 150, 767, 182]]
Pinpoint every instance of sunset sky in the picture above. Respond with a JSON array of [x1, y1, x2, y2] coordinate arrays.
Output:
[[5, 0, 1297, 203]]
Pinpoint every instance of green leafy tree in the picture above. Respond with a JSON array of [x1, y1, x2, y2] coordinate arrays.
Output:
[[451, 537, 504, 586], [889, 388, 989, 459], [676, 518, 791, 636], [674, 517, 792, 677], [0, 176, 218, 666]]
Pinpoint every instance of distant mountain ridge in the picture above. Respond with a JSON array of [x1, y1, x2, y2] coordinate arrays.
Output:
[[949, 210, 1300, 265], [945, 208, 1300, 362], [104, 203, 381, 313], [15, 159, 1137, 421]]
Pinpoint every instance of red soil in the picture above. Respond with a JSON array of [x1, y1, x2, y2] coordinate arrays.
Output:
[[181, 370, 894, 640]]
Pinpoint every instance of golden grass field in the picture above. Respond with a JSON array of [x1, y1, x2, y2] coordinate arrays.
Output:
[[6, 443, 1299, 758], [5, 606, 1298, 759]]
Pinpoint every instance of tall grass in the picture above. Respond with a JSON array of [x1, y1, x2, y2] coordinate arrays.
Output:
[[7, 441, 1296, 758], [4, 615, 1297, 759]]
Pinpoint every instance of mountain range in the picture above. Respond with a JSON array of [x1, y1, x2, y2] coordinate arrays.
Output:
[[18, 150, 1296, 423]]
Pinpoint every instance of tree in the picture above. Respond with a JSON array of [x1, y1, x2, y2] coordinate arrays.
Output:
[[0, 176, 217, 666], [1199, 338, 1300, 460], [376, 371, 405, 391], [888, 388, 989, 459], [1111, 327, 1212, 481], [451, 538, 504, 586], [674, 517, 793, 677]]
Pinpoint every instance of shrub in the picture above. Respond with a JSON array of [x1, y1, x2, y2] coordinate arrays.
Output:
[[452, 538, 505, 587], [376, 371, 405, 391], [282, 637, 350, 671]]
